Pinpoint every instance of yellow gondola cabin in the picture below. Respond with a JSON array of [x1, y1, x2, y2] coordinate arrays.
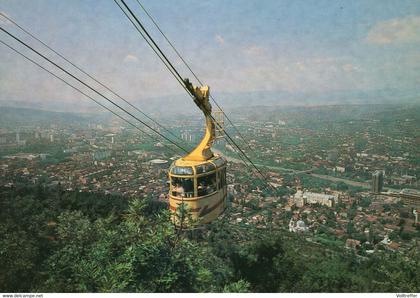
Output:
[[168, 80, 227, 225]]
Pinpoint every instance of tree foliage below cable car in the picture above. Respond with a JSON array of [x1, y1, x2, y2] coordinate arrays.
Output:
[[0, 184, 419, 293]]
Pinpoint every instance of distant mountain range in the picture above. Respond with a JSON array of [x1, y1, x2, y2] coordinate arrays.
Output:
[[123, 87, 420, 117], [0, 100, 419, 130], [1, 87, 419, 116], [0, 107, 96, 128], [212, 87, 420, 108]]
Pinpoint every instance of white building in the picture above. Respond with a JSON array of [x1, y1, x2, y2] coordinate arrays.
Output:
[[335, 166, 346, 173], [292, 190, 338, 208], [289, 218, 309, 233]]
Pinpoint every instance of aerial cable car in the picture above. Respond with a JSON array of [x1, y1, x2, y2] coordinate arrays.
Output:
[[169, 79, 227, 225]]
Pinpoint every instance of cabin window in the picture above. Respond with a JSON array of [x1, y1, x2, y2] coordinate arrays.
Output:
[[171, 166, 193, 175], [197, 173, 217, 196], [221, 168, 226, 188], [195, 163, 215, 174], [171, 177, 194, 198], [218, 168, 226, 189], [213, 157, 226, 168], [217, 168, 225, 189]]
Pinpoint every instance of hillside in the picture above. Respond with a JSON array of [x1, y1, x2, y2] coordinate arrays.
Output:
[[0, 106, 98, 128]]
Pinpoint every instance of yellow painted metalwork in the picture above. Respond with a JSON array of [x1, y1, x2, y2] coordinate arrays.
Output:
[[169, 156, 227, 224], [182, 83, 214, 161], [214, 109, 225, 141], [168, 80, 227, 225]]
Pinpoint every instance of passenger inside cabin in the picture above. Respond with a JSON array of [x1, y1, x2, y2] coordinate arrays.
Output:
[[172, 183, 185, 197], [172, 177, 194, 198]]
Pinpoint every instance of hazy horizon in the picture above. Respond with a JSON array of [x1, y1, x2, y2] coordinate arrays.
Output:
[[1, 0, 420, 112]]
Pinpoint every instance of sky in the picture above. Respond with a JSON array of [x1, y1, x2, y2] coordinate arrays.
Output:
[[0, 0, 419, 110]]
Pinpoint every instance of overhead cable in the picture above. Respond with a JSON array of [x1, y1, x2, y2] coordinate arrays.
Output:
[[0, 11, 185, 146], [114, 0, 276, 192], [134, 0, 256, 155], [0, 25, 189, 154], [0, 39, 181, 155]]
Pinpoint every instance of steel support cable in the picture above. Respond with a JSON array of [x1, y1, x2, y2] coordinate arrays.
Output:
[[0, 12, 185, 147], [128, 2, 275, 191], [118, 0, 185, 83], [113, 0, 198, 107], [114, 1, 276, 192], [114, 0, 202, 111], [115, 1, 228, 128], [134, 0, 255, 155], [202, 108, 277, 192], [0, 39, 180, 155], [115, 0, 252, 175], [114, 0, 250, 166], [0, 26, 189, 154]]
